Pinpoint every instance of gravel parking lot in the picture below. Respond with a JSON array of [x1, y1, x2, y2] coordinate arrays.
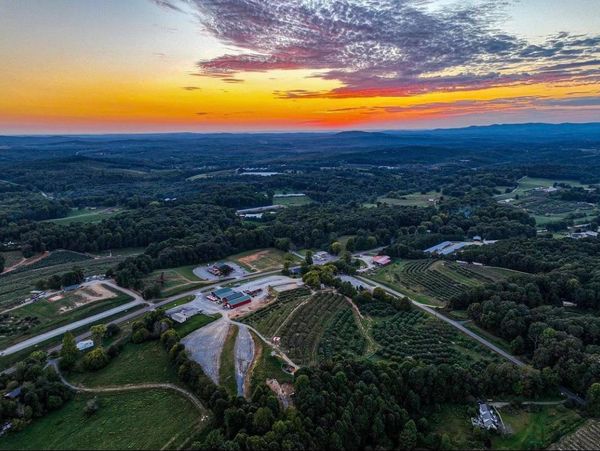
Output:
[[181, 318, 230, 383]]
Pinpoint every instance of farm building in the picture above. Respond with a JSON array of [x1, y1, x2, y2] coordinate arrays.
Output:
[[3, 387, 22, 400], [270, 281, 304, 294], [168, 306, 201, 323], [225, 294, 252, 309], [425, 239, 497, 256], [209, 287, 253, 308], [76, 339, 94, 351], [372, 255, 391, 266]]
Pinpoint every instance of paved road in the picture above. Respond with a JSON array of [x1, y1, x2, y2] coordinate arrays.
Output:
[[357, 275, 586, 406], [0, 281, 147, 356], [0, 269, 284, 359]]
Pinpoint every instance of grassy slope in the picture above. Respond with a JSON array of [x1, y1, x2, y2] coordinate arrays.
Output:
[[69, 340, 178, 387], [173, 313, 220, 338], [220, 324, 239, 396], [2, 390, 201, 450], [249, 331, 293, 394]]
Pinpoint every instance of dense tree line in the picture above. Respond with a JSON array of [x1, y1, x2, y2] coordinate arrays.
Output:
[[0, 352, 73, 432]]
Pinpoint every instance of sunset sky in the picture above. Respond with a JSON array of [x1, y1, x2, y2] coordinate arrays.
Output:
[[1, 0, 599, 133]]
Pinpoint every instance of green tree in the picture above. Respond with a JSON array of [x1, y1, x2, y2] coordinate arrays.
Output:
[[587, 383, 600, 417], [60, 332, 78, 369], [304, 250, 313, 266], [398, 419, 417, 450], [82, 347, 110, 371], [330, 241, 342, 255], [90, 324, 107, 347], [252, 406, 275, 434]]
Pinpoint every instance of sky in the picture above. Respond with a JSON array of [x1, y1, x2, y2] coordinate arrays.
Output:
[[0, 0, 599, 134]]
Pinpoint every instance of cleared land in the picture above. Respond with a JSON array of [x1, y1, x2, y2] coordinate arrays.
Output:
[[234, 325, 255, 397], [273, 194, 312, 207], [370, 259, 513, 306], [182, 318, 229, 383], [0, 285, 132, 349], [376, 190, 441, 207], [229, 248, 299, 272], [46, 207, 123, 225], [2, 390, 201, 450]]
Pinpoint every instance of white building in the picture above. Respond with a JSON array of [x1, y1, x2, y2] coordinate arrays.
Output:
[[76, 339, 94, 351]]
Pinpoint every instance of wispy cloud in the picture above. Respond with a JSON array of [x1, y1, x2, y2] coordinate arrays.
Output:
[[158, 0, 600, 99]]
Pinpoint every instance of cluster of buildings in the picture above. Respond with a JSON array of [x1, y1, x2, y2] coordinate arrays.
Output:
[[424, 236, 497, 256], [207, 263, 233, 277], [207, 287, 253, 309], [567, 224, 599, 240]]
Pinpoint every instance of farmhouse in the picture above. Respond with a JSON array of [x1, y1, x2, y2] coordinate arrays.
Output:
[[3, 387, 22, 400], [471, 402, 500, 431], [372, 255, 391, 266], [76, 339, 94, 351]]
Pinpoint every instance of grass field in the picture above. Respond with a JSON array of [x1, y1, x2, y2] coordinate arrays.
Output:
[[46, 207, 123, 225], [273, 194, 312, 207], [430, 404, 483, 449], [229, 248, 299, 272], [495, 177, 585, 201], [174, 313, 220, 338], [493, 405, 584, 450], [219, 324, 239, 396], [0, 286, 133, 349], [376, 191, 441, 207], [142, 265, 209, 298], [69, 340, 178, 387], [160, 294, 196, 310], [2, 390, 203, 450], [0, 250, 23, 269], [370, 259, 513, 306]]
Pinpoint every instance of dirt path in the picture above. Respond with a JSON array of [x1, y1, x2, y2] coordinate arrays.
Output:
[[1, 251, 49, 274], [50, 361, 209, 450], [345, 296, 378, 356]]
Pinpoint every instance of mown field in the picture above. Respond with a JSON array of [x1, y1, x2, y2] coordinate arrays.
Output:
[[143, 265, 208, 298], [2, 390, 202, 450], [0, 285, 132, 349], [273, 194, 312, 207], [173, 313, 219, 338], [376, 190, 441, 207], [493, 405, 584, 450], [69, 339, 179, 387], [45, 207, 124, 225], [370, 259, 513, 306], [372, 309, 500, 371]]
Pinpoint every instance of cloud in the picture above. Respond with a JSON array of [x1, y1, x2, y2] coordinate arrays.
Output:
[[158, 0, 600, 98], [182, 86, 201, 91]]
